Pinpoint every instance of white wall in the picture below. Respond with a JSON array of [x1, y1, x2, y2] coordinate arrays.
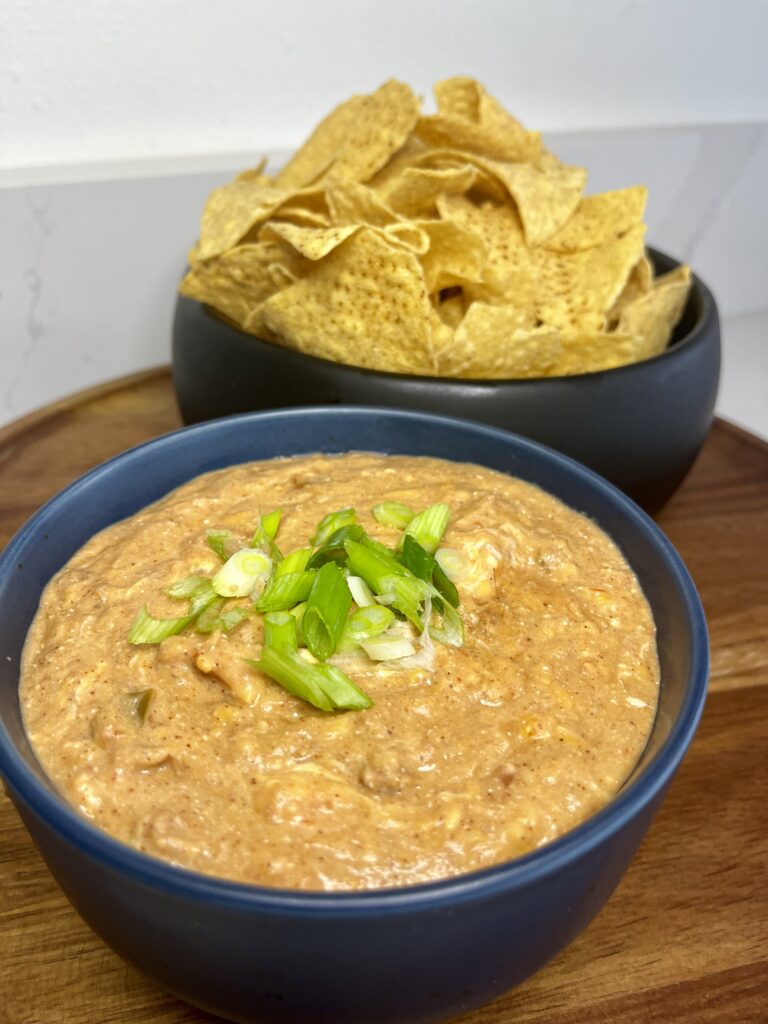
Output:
[[3, 0, 768, 173]]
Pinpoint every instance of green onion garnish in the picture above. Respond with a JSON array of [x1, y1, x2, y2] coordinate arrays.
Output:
[[338, 605, 395, 652], [290, 601, 307, 646], [372, 501, 414, 529], [302, 562, 352, 660], [275, 547, 313, 577], [255, 571, 317, 612], [379, 573, 428, 629], [212, 549, 272, 598], [206, 529, 232, 561], [346, 575, 375, 608], [312, 508, 357, 547], [361, 634, 416, 661], [218, 605, 252, 633], [307, 523, 365, 570], [432, 562, 460, 609], [252, 509, 283, 561], [344, 539, 408, 593], [429, 601, 464, 647], [403, 503, 450, 555], [124, 688, 155, 724], [435, 547, 469, 583], [249, 646, 372, 712], [400, 534, 435, 582], [263, 610, 298, 653], [167, 575, 211, 599], [128, 606, 195, 644], [195, 597, 226, 633]]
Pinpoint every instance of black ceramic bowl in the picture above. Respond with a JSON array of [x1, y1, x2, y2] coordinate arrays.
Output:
[[172, 248, 720, 513], [0, 408, 708, 1024]]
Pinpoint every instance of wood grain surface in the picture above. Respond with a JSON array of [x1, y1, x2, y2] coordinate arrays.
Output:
[[1, 369, 766, 1024]]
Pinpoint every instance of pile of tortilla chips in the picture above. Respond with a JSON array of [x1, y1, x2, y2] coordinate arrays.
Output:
[[182, 78, 691, 378]]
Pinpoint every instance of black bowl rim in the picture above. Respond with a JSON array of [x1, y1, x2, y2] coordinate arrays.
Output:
[[178, 245, 717, 389], [0, 407, 709, 915]]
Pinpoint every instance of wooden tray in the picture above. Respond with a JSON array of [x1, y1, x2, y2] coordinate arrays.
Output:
[[1, 368, 766, 1024]]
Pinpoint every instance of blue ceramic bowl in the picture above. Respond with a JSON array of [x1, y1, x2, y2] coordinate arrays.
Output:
[[0, 408, 708, 1024]]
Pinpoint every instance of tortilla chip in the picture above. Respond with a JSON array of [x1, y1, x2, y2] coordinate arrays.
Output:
[[606, 255, 653, 327], [433, 77, 483, 122], [324, 181, 398, 227], [275, 80, 420, 190], [544, 187, 648, 252], [441, 303, 559, 378], [436, 194, 528, 298], [196, 177, 290, 261], [378, 165, 477, 218], [261, 221, 358, 260], [617, 265, 691, 359], [261, 229, 436, 374], [180, 243, 301, 324], [382, 223, 431, 254], [416, 219, 486, 293], [434, 292, 467, 329], [490, 158, 587, 247], [550, 332, 642, 376], [414, 113, 541, 165]]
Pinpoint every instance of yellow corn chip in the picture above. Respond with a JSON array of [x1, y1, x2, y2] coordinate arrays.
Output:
[[260, 221, 358, 260], [325, 180, 400, 227], [275, 80, 420, 190], [261, 229, 436, 374], [434, 292, 467, 329], [544, 187, 648, 252], [550, 332, 642, 376], [489, 158, 587, 247], [180, 243, 301, 324], [378, 165, 477, 218], [196, 177, 290, 261], [606, 255, 653, 327], [617, 265, 692, 359], [433, 77, 483, 122], [416, 220, 486, 293], [441, 304, 559, 378], [382, 223, 431, 254], [414, 113, 541, 165]]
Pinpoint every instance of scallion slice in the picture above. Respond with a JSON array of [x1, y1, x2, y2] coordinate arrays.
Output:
[[263, 610, 298, 653], [338, 605, 395, 652], [307, 523, 364, 569], [124, 688, 155, 723], [128, 606, 194, 644], [303, 562, 352, 661], [379, 573, 428, 629], [255, 571, 317, 612], [400, 534, 435, 582], [372, 501, 414, 529], [435, 547, 470, 583], [361, 634, 416, 661], [252, 509, 283, 561], [195, 598, 226, 633], [314, 662, 373, 710], [344, 539, 408, 593], [403, 503, 450, 555], [206, 529, 232, 561], [429, 601, 465, 647], [218, 605, 252, 633], [275, 547, 312, 577], [166, 575, 211, 599], [212, 549, 272, 598], [248, 646, 334, 711], [311, 508, 357, 548], [346, 575, 375, 608], [432, 562, 460, 609]]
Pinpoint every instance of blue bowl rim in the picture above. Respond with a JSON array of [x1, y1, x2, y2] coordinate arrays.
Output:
[[0, 406, 709, 916], [177, 245, 718, 388]]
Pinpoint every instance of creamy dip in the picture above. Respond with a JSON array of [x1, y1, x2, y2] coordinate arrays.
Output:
[[20, 454, 659, 891]]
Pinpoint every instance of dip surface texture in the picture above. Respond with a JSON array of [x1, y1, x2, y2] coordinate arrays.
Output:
[[20, 454, 659, 890]]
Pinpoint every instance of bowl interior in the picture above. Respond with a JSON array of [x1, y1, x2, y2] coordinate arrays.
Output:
[[0, 408, 707, 894]]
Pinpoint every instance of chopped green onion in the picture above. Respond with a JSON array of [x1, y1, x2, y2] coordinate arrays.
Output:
[[400, 534, 435, 582], [403, 503, 450, 555], [275, 547, 312, 577], [346, 575, 375, 608], [307, 523, 364, 569], [206, 529, 232, 561], [213, 549, 272, 598], [263, 610, 298, 653], [252, 510, 283, 561], [361, 634, 416, 661], [248, 646, 333, 711], [303, 562, 352, 661], [312, 508, 357, 547], [372, 501, 414, 529], [250, 646, 371, 712], [379, 573, 428, 629], [338, 605, 395, 652], [344, 539, 408, 593], [435, 547, 470, 583], [290, 601, 307, 646], [166, 575, 211, 599], [128, 606, 194, 644], [313, 662, 373, 710], [429, 601, 464, 647], [124, 688, 154, 724], [195, 597, 226, 633], [255, 570, 317, 612], [218, 605, 252, 633], [432, 562, 460, 609], [188, 580, 220, 618]]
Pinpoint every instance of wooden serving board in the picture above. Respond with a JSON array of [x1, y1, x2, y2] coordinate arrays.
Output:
[[1, 368, 766, 1024]]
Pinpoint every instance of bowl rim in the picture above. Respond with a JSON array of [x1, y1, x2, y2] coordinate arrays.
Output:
[[177, 245, 718, 388], [0, 406, 709, 914]]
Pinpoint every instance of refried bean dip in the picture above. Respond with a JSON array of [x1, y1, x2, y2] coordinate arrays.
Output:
[[20, 453, 659, 891]]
